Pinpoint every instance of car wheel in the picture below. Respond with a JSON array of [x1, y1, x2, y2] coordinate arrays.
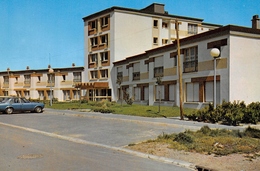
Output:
[[34, 107, 42, 113], [5, 108, 13, 114]]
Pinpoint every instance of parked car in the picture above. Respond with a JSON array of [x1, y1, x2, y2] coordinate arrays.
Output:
[[0, 97, 44, 114]]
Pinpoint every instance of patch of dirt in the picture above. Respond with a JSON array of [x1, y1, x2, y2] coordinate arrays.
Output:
[[127, 142, 260, 171]]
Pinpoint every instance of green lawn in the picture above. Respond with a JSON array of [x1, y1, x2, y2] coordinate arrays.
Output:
[[45, 101, 195, 118]]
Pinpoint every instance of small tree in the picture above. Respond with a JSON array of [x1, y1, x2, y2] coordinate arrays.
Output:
[[116, 78, 123, 106], [156, 76, 162, 113]]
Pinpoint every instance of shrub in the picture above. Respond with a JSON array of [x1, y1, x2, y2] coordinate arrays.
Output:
[[174, 132, 194, 144], [244, 126, 260, 138], [93, 108, 115, 113], [243, 102, 260, 124], [221, 101, 246, 126]]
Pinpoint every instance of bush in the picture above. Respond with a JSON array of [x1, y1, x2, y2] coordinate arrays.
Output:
[[243, 102, 260, 124], [244, 126, 260, 138], [93, 108, 115, 113], [174, 132, 194, 144]]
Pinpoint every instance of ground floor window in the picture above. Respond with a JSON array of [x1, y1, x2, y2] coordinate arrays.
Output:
[[134, 87, 141, 101], [186, 83, 199, 102], [169, 84, 175, 101], [155, 85, 164, 101], [186, 81, 220, 103], [73, 90, 80, 100], [63, 90, 70, 101], [144, 87, 149, 101], [38, 91, 44, 100], [24, 91, 30, 99], [205, 81, 220, 103]]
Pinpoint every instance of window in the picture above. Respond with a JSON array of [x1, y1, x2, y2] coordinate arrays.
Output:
[[205, 81, 220, 103], [90, 37, 98, 47], [89, 20, 97, 30], [153, 20, 158, 27], [48, 74, 55, 83], [162, 39, 168, 45], [90, 53, 97, 63], [155, 85, 165, 100], [63, 90, 70, 101], [117, 67, 123, 80], [183, 46, 198, 73], [73, 90, 80, 100], [24, 91, 30, 99], [100, 34, 108, 45], [101, 52, 108, 62], [4, 76, 9, 84], [186, 82, 199, 102], [90, 71, 98, 79], [162, 21, 168, 28], [154, 56, 163, 77], [133, 72, 140, 80], [38, 91, 44, 100], [173, 56, 177, 67], [188, 24, 198, 34], [38, 76, 41, 82], [134, 87, 141, 101], [100, 69, 108, 78], [62, 75, 66, 81], [133, 62, 140, 80], [154, 67, 164, 77], [101, 16, 109, 27], [24, 75, 31, 84], [73, 72, 81, 82], [153, 37, 158, 44]]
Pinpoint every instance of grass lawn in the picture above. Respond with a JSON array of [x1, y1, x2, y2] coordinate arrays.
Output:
[[45, 101, 195, 118]]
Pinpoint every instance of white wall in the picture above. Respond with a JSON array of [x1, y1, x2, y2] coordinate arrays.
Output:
[[229, 35, 260, 103], [113, 12, 153, 62]]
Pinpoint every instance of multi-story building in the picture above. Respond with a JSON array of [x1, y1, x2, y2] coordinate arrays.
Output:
[[80, 3, 221, 101], [0, 65, 84, 101], [113, 15, 260, 108]]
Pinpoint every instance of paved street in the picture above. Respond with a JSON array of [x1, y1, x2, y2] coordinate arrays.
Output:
[[0, 109, 243, 171]]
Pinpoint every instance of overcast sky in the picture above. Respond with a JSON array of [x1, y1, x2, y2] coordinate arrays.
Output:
[[0, 0, 259, 71]]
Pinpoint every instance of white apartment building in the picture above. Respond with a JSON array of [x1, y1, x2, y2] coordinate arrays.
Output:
[[0, 65, 84, 101], [114, 19, 260, 109], [80, 3, 221, 101]]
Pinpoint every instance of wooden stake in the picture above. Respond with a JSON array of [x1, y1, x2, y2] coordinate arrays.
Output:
[[175, 19, 184, 120]]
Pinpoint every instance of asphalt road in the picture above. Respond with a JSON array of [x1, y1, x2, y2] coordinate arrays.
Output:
[[0, 108, 243, 171]]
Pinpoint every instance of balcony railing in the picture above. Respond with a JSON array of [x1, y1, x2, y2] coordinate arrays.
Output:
[[183, 60, 198, 73]]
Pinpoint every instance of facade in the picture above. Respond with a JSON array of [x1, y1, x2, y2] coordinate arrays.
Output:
[[0, 65, 84, 101], [114, 23, 260, 109], [80, 3, 221, 102]]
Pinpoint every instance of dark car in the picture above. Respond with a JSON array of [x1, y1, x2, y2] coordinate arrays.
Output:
[[0, 97, 44, 114]]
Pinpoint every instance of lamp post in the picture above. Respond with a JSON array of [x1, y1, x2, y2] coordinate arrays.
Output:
[[49, 68, 54, 106], [210, 48, 220, 109]]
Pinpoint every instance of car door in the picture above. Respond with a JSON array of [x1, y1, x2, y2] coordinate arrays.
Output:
[[11, 98, 22, 111], [20, 98, 33, 111]]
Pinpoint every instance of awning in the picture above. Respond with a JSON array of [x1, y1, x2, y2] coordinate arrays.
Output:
[[74, 82, 109, 89]]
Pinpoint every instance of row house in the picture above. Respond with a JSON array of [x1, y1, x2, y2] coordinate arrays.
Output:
[[80, 3, 221, 102], [0, 65, 84, 101], [114, 20, 260, 108]]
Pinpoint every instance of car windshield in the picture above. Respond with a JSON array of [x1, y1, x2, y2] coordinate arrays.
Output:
[[21, 98, 30, 103]]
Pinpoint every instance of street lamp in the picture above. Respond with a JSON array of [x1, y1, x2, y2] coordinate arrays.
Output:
[[210, 48, 220, 109], [49, 68, 54, 106]]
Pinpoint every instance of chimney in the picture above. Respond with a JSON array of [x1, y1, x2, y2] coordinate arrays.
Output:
[[252, 15, 260, 29], [141, 3, 165, 14]]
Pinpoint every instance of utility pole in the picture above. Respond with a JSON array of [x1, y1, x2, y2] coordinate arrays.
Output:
[[175, 19, 184, 120]]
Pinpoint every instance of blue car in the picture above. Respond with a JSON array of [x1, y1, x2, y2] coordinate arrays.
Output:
[[0, 97, 44, 114]]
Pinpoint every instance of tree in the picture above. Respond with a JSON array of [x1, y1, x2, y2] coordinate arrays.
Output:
[[116, 77, 123, 106], [156, 76, 162, 113]]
